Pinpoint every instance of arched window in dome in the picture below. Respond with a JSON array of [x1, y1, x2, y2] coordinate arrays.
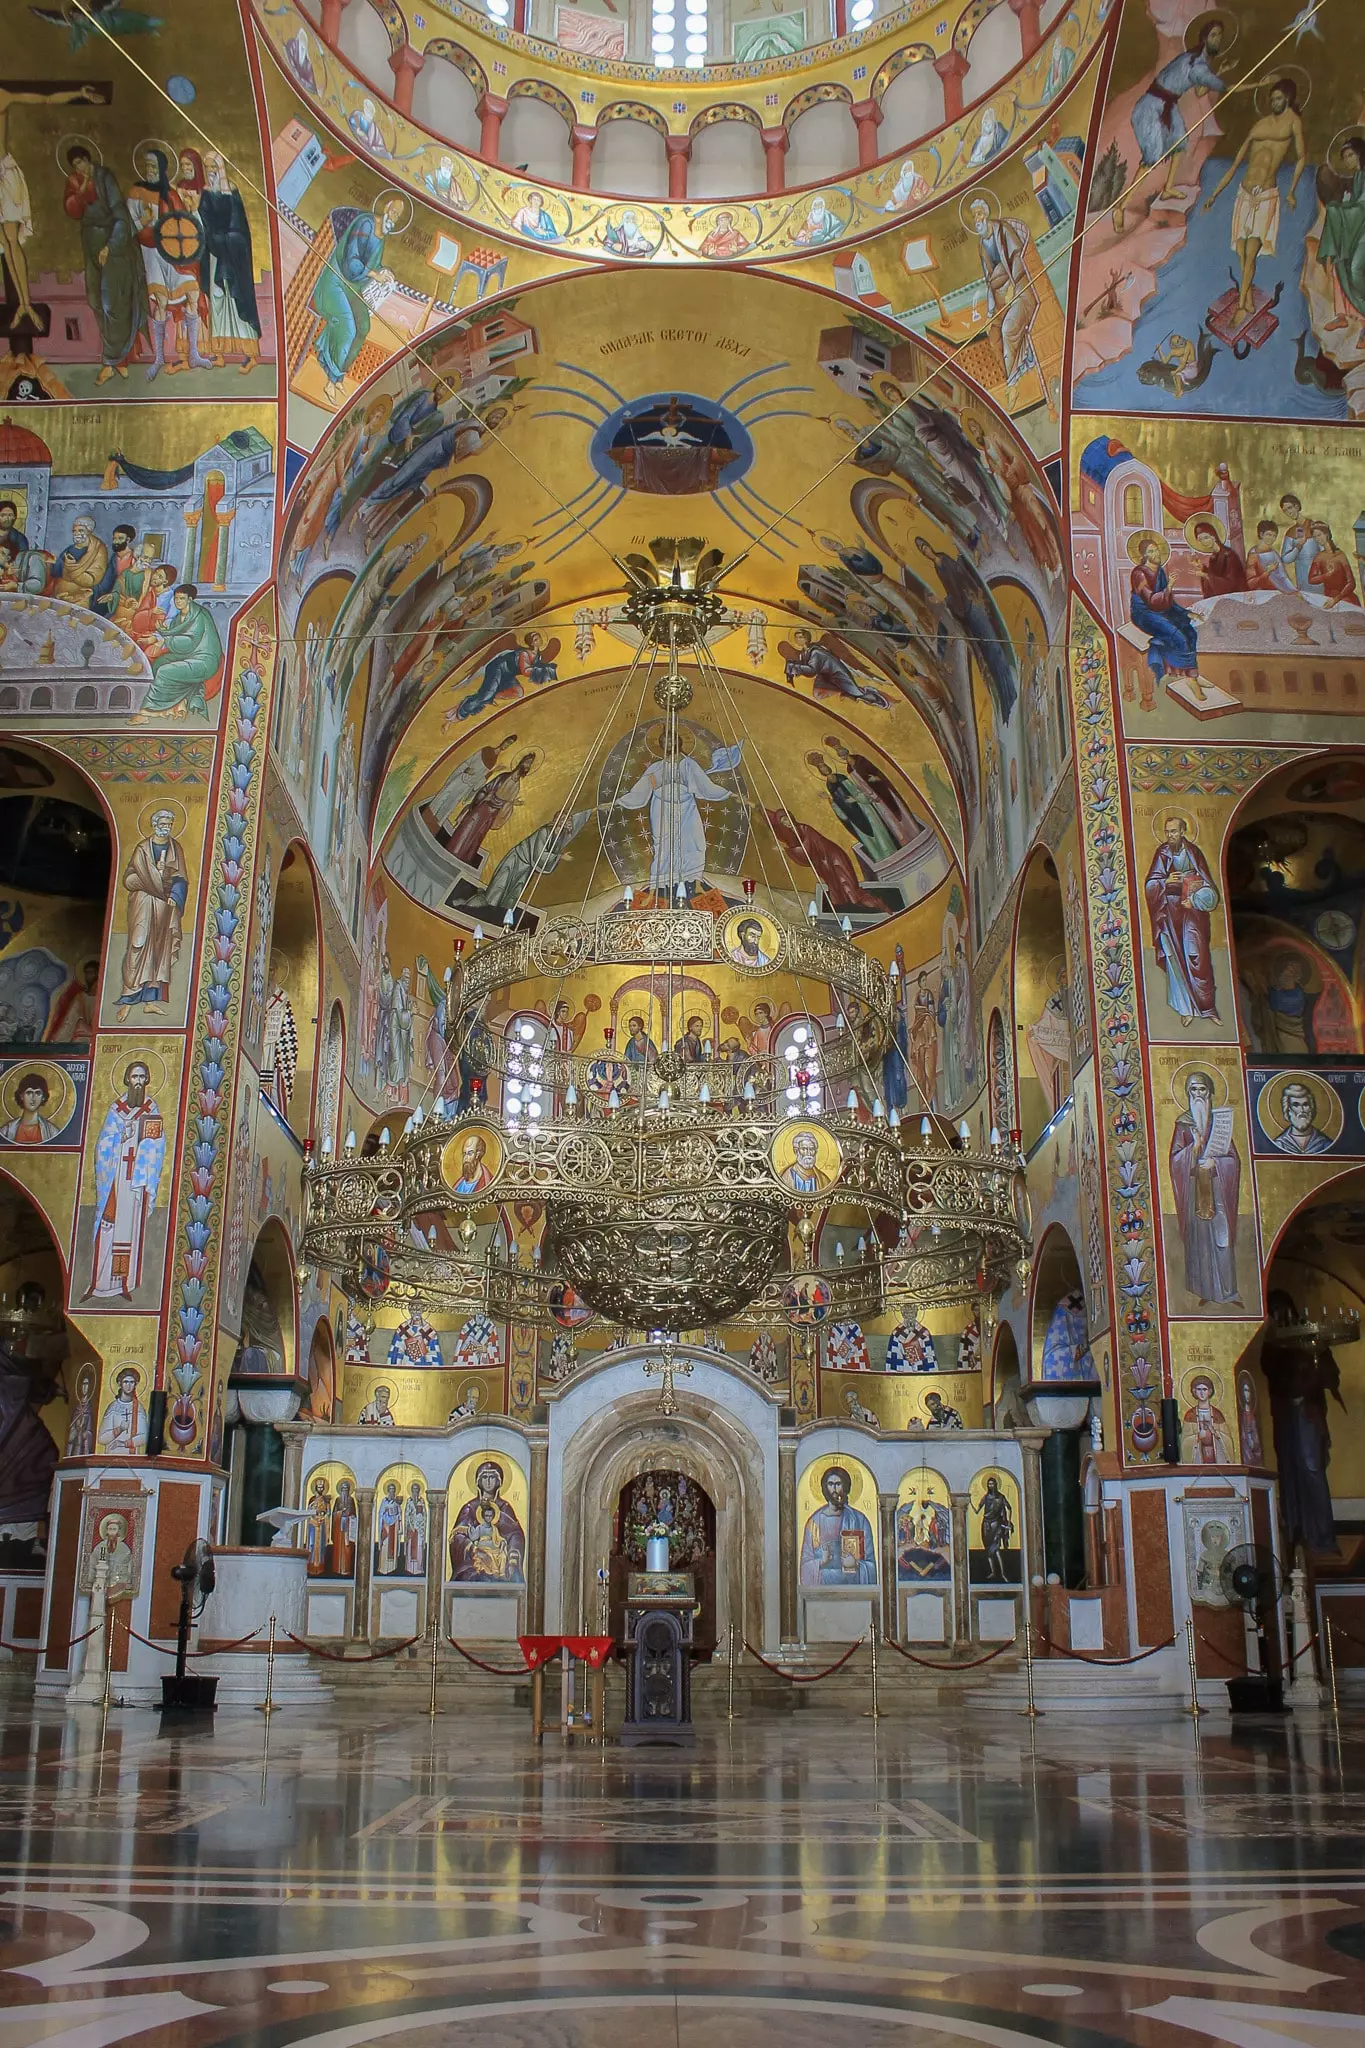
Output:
[[776, 1015, 824, 1117], [504, 1011, 550, 1131]]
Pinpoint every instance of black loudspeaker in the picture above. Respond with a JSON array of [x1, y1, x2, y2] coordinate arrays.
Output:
[[145, 1389, 167, 1458], [1160, 1396, 1181, 1465]]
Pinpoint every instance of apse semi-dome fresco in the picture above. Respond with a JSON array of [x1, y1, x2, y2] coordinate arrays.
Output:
[[4, 0, 1365, 1856]]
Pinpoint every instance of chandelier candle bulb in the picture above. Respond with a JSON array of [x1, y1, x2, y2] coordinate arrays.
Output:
[[847, 1091, 859, 1112], [344, 1131, 356, 1153]]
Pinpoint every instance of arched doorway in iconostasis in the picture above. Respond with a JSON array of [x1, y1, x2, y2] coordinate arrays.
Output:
[[224, 1217, 298, 1548], [611, 1467, 718, 1660]]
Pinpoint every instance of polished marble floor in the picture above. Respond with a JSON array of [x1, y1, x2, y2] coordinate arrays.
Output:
[[0, 1679, 1361, 2046]]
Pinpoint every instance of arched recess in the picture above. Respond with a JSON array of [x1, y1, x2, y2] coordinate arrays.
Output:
[[225, 1217, 299, 1547], [689, 110, 766, 199], [0, 1174, 84, 1559], [989, 1319, 1023, 1427], [411, 48, 483, 151], [0, 740, 112, 1046], [1225, 753, 1365, 1059], [261, 842, 321, 1144], [784, 94, 857, 187], [318, 999, 346, 1155], [1013, 847, 1071, 1151], [590, 108, 668, 197], [1029, 1222, 1087, 1381], [502, 84, 574, 184], [875, 52, 942, 155], [986, 1005, 1013, 1138], [304, 1314, 337, 1423], [1253, 1165, 1365, 1561], [956, 0, 1022, 82]]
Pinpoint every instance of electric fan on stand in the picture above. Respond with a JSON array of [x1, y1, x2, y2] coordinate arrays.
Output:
[[161, 1538, 218, 1715], [1218, 1544, 1291, 1715]]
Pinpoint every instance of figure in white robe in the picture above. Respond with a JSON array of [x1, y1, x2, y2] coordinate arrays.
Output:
[[375, 1482, 403, 1574], [618, 737, 741, 894], [84, 1062, 165, 1300]]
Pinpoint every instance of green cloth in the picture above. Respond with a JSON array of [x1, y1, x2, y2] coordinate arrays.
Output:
[[143, 602, 223, 716], [1319, 167, 1365, 319]]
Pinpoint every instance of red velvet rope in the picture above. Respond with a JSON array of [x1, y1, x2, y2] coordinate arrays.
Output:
[[1195, 1630, 1247, 1672], [0, 1621, 99, 1657], [1290, 1633, 1319, 1664], [881, 1634, 1015, 1670], [284, 1630, 420, 1662], [120, 1620, 263, 1658], [1326, 1616, 1365, 1653], [443, 1633, 537, 1678], [742, 1635, 866, 1683], [1035, 1630, 1177, 1666]]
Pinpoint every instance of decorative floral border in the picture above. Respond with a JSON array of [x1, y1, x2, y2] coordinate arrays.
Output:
[[162, 597, 275, 1458], [1068, 602, 1165, 1465]]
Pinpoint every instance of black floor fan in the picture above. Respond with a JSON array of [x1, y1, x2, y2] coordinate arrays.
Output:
[[161, 1539, 218, 1714], [1218, 1544, 1290, 1714]]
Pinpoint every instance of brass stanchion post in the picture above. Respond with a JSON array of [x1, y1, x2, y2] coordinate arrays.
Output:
[[862, 1620, 880, 1721], [101, 1604, 115, 1716], [1021, 1617, 1042, 1719], [531, 1662, 545, 1744], [591, 1658, 605, 1744], [1326, 1617, 1341, 1720], [560, 1644, 572, 1739], [257, 1613, 278, 1717], [428, 1610, 440, 1721], [727, 1618, 736, 1724], [1184, 1615, 1204, 1720]]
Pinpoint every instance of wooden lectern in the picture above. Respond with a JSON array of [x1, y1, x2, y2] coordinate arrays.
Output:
[[621, 1575, 696, 1747]]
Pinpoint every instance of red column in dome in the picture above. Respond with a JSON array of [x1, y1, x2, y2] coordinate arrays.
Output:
[[571, 123, 597, 190], [478, 92, 508, 161], [388, 42, 424, 116], [320, 0, 349, 44], [850, 95, 883, 169], [760, 125, 788, 194], [1008, 0, 1042, 55], [666, 134, 691, 200], [933, 48, 970, 121]]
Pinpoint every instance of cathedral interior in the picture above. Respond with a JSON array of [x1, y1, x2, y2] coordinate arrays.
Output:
[[0, 0, 1363, 2036]]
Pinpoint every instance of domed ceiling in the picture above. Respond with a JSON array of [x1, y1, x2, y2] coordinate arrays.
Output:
[[279, 267, 1066, 949]]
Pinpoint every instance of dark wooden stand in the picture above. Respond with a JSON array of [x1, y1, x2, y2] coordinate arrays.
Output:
[[621, 1592, 695, 1747]]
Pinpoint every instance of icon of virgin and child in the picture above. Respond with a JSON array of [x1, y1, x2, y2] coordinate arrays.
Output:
[[448, 1458, 526, 1582]]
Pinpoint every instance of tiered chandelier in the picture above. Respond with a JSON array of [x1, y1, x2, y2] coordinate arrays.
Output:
[[302, 542, 1029, 1335]]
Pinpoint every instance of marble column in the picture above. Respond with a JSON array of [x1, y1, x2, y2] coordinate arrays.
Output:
[[388, 42, 424, 116], [877, 1491, 898, 1642], [933, 49, 970, 122], [278, 1424, 305, 1516], [761, 125, 789, 195], [1020, 1430, 1045, 1588], [352, 1486, 375, 1641], [778, 1437, 798, 1645], [527, 1440, 548, 1634], [950, 1493, 971, 1646], [426, 1492, 447, 1644]]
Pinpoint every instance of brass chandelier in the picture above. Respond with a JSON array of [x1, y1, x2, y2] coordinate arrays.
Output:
[[302, 542, 1029, 1335]]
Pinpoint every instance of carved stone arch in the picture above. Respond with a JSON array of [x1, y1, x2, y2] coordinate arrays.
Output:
[[556, 1380, 770, 1644]]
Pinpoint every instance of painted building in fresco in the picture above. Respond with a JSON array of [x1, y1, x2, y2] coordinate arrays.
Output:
[[0, 0, 1363, 1699]]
